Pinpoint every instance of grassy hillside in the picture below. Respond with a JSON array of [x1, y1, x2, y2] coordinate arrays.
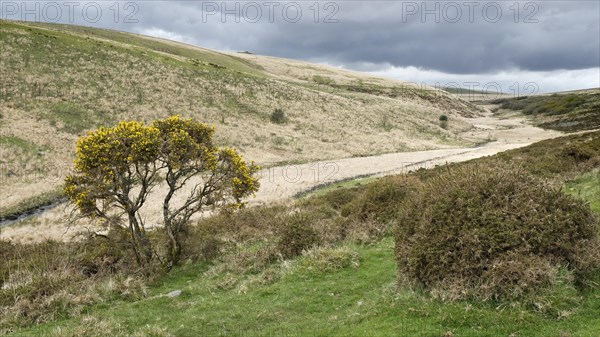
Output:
[[490, 90, 600, 132], [0, 19, 482, 214], [2, 131, 599, 337]]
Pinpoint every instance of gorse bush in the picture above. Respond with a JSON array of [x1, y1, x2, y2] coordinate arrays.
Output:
[[64, 116, 259, 270], [277, 213, 321, 258], [395, 164, 600, 301], [341, 175, 421, 223], [316, 187, 357, 210], [491, 93, 600, 132], [294, 175, 421, 245]]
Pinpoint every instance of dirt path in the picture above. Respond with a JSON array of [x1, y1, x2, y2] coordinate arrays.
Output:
[[0, 112, 564, 243]]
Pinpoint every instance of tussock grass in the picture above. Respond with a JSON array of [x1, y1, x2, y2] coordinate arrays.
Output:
[[293, 246, 360, 275]]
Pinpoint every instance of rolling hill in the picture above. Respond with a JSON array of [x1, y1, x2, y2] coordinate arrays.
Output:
[[490, 89, 600, 132], [0, 19, 484, 214]]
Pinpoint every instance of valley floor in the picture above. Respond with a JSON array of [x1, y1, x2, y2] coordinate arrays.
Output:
[[0, 111, 564, 243]]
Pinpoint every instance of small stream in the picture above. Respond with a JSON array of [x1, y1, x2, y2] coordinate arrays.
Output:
[[0, 200, 65, 228]]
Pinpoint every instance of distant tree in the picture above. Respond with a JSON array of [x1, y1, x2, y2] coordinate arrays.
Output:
[[65, 116, 260, 270]]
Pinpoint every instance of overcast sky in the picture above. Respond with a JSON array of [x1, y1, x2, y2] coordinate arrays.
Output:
[[4, 1, 599, 93]]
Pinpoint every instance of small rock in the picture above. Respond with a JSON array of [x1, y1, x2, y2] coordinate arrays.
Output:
[[167, 290, 182, 298]]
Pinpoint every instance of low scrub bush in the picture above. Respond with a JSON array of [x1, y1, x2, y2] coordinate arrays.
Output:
[[296, 175, 421, 245], [76, 228, 132, 276], [415, 131, 600, 182], [270, 108, 287, 124], [341, 175, 422, 223], [439, 115, 449, 129], [182, 204, 288, 261], [0, 239, 147, 333], [395, 164, 600, 302], [316, 187, 357, 210], [562, 143, 595, 163], [277, 213, 321, 258]]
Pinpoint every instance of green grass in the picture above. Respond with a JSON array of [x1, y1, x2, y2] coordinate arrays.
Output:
[[8, 238, 600, 337], [0, 135, 37, 153], [48, 102, 94, 134], [22, 21, 265, 76], [566, 169, 600, 215], [300, 175, 380, 198]]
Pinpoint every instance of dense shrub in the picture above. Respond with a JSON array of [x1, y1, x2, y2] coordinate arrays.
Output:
[[277, 213, 321, 258], [270, 108, 287, 124], [395, 164, 600, 301], [479, 252, 557, 301], [296, 175, 422, 244], [341, 175, 422, 223], [76, 228, 132, 276], [494, 132, 600, 179], [181, 204, 289, 261], [316, 187, 357, 210], [562, 144, 595, 162]]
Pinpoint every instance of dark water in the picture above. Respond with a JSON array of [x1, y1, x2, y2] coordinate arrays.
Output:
[[0, 200, 64, 228]]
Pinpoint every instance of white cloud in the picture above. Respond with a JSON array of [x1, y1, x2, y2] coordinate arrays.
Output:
[[366, 66, 600, 94], [135, 28, 193, 45]]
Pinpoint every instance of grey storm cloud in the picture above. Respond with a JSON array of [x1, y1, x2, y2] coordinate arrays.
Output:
[[3, 1, 599, 75], [119, 1, 600, 74]]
